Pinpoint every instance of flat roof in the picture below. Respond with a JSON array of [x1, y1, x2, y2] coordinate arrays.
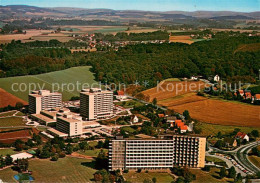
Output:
[[41, 110, 58, 117], [57, 116, 80, 123], [47, 128, 68, 137], [83, 121, 101, 126], [31, 114, 56, 123]]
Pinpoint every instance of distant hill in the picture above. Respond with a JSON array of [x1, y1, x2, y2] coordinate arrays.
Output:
[[0, 5, 259, 20]]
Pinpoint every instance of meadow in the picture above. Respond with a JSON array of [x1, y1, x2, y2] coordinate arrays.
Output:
[[0, 157, 96, 183], [0, 66, 96, 101]]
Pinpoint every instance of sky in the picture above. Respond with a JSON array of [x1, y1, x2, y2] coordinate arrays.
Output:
[[1, 0, 259, 12]]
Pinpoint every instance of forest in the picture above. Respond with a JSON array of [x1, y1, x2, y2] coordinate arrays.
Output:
[[0, 33, 259, 88]]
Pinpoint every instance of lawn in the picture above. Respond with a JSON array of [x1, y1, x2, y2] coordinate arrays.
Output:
[[0, 111, 16, 117], [197, 122, 260, 136], [190, 167, 230, 183], [248, 156, 260, 169], [115, 100, 144, 108], [78, 149, 108, 157], [0, 167, 17, 182], [0, 117, 26, 127], [205, 156, 225, 163], [28, 157, 96, 182], [0, 66, 96, 101], [123, 171, 174, 183], [0, 148, 17, 156]]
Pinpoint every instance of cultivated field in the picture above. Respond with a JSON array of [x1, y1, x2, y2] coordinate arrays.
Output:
[[143, 80, 260, 127], [0, 66, 96, 101], [0, 88, 28, 108], [142, 80, 209, 102], [169, 35, 194, 44], [0, 129, 32, 144], [0, 29, 52, 43]]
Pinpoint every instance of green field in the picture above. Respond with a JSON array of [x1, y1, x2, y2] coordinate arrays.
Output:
[[0, 148, 17, 156], [0, 66, 96, 101], [0, 117, 26, 127], [115, 100, 144, 108], [78, 149, 108, 157], [0, 157, 96, 182], [0, 111, 16, 117], [197, 122, 260, 136], [123, 172, 174, 183]]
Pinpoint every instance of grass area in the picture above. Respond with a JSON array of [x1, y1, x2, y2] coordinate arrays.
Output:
[[0, 166, 17, 182], [0, 117, 26, 127], [197, 122, 260, 136], [248, 156, 260, 169], [15, 112, 25, 116], [190, 167, 229, 183], [163, 78, 181, 81], [88, 141, 98, 148], [205, 156, 225, 163], [0, 111, 16, 117], [115, 100, 144, 108], [28, 157, 96, 182], [123, 172, 174, 183], [0, 148, 17, 156], [121, 126, 136, 133], [0, 66, 96, 101], [78, 149, 108, 157]]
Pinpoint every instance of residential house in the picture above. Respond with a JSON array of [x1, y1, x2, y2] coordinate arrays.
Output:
[[180, 125, 188, 133], [214, 75, 220, 82], [235, 132, 249, 142], [116, 91, 127, 100], [158, 114, 165, 118], [130, 115, 139, 124], [244, 92, 252, 100]]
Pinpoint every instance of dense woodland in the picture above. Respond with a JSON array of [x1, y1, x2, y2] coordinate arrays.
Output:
[[0, 33, 259, 88]]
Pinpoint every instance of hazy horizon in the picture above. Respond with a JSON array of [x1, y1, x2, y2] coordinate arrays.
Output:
[[1, 0, 259, 12]]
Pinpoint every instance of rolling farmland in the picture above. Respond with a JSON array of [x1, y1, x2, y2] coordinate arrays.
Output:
[[0, 66, 96, 101], [142, 80, 260, 127]]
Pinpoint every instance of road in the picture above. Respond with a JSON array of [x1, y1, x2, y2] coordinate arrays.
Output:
[[209, 141, 260, 175], [206, 153, 246, 176]]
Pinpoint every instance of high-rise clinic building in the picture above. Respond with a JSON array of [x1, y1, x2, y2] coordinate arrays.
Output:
[[109, 135, 206, 171], [80, 88, 114, 120], [29, 90, 62, 114]]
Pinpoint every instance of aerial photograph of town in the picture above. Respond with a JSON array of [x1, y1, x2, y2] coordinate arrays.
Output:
[[0, 0, 259, 182]]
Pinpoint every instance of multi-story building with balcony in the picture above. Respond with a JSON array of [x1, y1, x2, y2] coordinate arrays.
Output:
[[28, 90, 62, 114], [109, 135, 206, 171], [80, 88, 113, 120]]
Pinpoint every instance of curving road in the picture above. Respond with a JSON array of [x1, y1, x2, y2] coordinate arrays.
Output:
[[209, 141, 260, 175]]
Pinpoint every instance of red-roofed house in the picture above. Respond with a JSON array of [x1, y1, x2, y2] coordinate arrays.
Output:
[[180, 125, 188, 133], [175, 120, 183, 127], [235, 132, 249, 142], [158, 114, 165, 118], [238, 90, 244, 97], [254, 94, 260, 101], [244, 92, 252, 100], [116, 90, 127, 100]]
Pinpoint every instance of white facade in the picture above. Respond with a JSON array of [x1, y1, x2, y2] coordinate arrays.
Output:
[[109, 135, 206, 171], [29, 90, 62, 114], [80, 88, 114, 120]]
